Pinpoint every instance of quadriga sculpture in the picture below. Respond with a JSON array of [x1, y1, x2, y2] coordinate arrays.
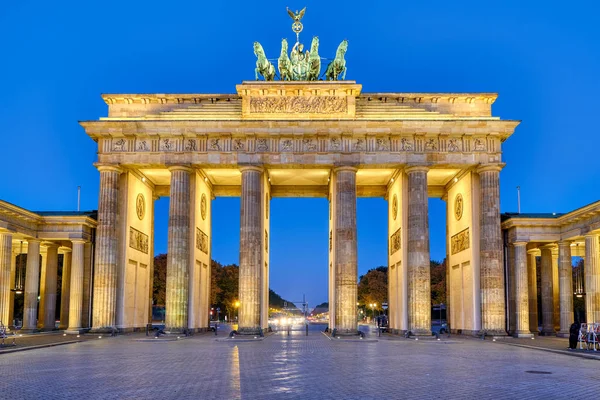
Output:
[[254, 42, 275, 81]]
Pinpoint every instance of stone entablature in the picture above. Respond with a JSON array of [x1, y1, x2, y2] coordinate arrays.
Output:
[[502, 200, 600, 243], [99, 83, 502, 120], [0, 201, 97, 242]]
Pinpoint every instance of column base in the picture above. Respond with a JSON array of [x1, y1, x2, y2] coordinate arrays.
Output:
[[409, 329, 432, 336], [513, 331, 534, 338], [479, 329, 508, 337], [19, 328, 40, 334], [235, 327, 263, 336], [540, 329, 556, 336], [556, 331, 570, 338], [65, 328, 86, 335], [89, 326, 118, 334], [331, 328, 360, 337]]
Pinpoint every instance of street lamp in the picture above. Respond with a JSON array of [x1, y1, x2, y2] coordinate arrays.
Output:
[[370, 303, 377, 324], [234, 300, 240, 322]]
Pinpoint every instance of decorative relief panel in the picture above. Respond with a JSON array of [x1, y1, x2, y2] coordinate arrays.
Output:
[[390, 228, 401, 255], [451, 228, 470, 255], [474, 138, 486, 151], [280, 139, 293, 151], [392, 194, 398, 220], [447, 139, 461, 152], [185, 139, 197, 151], [354, 139, 365, 151], [265, 230, 268, 252], [135, 193, 145, 220], [256, 138, 269, 151], [425, 138, 437, 151], [136, 140, 150, 152], [400, 138, 414, 151], [376, 138, 390, 151], [112, 139, 127, 152], [454, 193, 463, 221], [329, 230, 332, 251], [329, 138, 341, 151], [233, 139, 245, 151], [129, 227, 149, 254], [209, 138, 221, 151], [196, 228, 209, 254], [200, 193, 207, 220], [302, 139, 317, 152], [159, 138, 174, 151], [249, 96, 347, 114]]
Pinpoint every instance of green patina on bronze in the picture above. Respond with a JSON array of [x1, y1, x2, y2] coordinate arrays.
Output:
[[253, 7, 348, 81]]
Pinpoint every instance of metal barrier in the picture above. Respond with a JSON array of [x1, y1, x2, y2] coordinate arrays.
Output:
[[578, 323, 600, 351], [0, 321, 16, 346]]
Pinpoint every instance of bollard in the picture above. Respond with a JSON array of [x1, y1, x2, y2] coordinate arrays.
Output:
[[287, 324, 290, 336], [306, 323, 308, 336], [215, 322, 218, 336]]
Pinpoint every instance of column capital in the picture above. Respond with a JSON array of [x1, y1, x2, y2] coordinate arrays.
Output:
[[239, 165, 264, 173], [476, 163, 505, 174], [527, 248, 540, 255], [41, 242, 60, 249], [94, 164, 123, 173], [27, 238, 42, 244], [167, 165, 193, 173], [70, 239, 87, 245], [333, 166, 358, 173], [512, 241, 528, 247], [584, 232, 600, 239], [558, 240, 572, 247], [404, 165, 429, 174]]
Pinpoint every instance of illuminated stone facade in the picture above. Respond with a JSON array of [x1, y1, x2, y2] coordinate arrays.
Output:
[[80, 80, 519, 335]]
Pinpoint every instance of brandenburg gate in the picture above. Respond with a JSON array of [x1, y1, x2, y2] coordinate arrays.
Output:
[[81, 79, 519, 336]]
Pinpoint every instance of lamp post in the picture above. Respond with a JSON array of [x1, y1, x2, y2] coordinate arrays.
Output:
[[370, 303, 377, 325]]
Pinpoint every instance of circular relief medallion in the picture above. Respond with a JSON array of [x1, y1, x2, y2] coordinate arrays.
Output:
[[135, 193, 145, 220], [455, 193, 464, 221], [200, 193, 207, 220], [392, 194, 398, 220]]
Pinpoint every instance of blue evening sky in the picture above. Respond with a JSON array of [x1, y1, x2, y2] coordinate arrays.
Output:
[[1, 1, 598, 306]]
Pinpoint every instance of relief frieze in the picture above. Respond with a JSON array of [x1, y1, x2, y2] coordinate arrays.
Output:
[[196, 227, 209, 254], [451, 228, 470, 255], [249, 96, 347, 114], [400, 138, 414, 151], [129, 227, 149, 254], [159, 138, 174, 151], [390, 228, 401, 255]]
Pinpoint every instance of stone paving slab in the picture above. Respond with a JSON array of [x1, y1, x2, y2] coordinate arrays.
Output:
[[2, 327, 600, 399]]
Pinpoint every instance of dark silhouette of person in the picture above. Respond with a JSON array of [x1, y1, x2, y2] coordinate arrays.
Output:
[[569, 322, 580, 349]]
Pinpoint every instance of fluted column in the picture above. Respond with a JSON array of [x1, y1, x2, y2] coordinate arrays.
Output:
[[540, 246, 555, 335], [406, 166, 431, 335], [477, 164, 506, 334], [238, 166, 263, 334], [527, 249, 539, 334], [333, 167, 358, 334], [0, 233, 12, 326], [92, 165, 122, 332], [41, 244, 59, 330], [557, 241, 573, 337], [58, 249, 72, 329], [67, 240, 85, 333], [22, 239, 41, 331], [585, 234, 600, 323], [165, 166, 192, 333], [551, 248, 560, 331], [513, 242, 531, 337]]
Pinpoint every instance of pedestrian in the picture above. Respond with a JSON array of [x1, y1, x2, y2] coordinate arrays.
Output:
[[568, 321, 580, 349]]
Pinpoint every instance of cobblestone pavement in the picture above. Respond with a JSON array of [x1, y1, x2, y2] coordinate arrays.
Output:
[[1, 325, 598, 400]]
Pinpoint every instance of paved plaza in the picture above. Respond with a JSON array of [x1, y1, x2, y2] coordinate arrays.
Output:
[[1, 326, 598, 399]]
